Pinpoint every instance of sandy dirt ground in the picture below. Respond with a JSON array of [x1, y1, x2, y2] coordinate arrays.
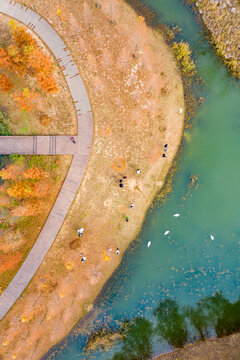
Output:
[[0, 0, 185, 358], [154, 332, 240, 360], [193, 0, 240, 78]]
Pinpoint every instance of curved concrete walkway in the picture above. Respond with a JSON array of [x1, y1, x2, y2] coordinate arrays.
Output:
[[0, 0, 93, 320]]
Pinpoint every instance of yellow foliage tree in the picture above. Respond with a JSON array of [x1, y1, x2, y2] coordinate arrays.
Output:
[[7, 181, 33, 199]]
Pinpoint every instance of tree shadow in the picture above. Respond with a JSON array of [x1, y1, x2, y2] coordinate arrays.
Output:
[[111, 293, 240, 359], [112, 317, 154, 360], [154, 299, 189, 348]]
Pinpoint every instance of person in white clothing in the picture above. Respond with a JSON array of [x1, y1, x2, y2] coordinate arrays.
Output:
[[78, 228, 84, 237]]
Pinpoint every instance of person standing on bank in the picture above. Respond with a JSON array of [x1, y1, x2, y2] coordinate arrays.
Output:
[[78, 228, 84, 237]]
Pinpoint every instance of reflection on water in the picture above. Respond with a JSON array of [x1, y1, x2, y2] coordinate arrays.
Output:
[[112, 293, 240, 360], [44, 0, 240, 359], [113, 318, 153, 360]]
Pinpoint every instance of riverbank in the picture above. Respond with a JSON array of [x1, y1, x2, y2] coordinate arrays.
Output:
[[192, 0, 240, 78], [0, 0, 185, 358], [154, 332, 240, 360]]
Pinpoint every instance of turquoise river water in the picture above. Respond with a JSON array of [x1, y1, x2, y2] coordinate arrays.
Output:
[[44, 0, 240, 359]]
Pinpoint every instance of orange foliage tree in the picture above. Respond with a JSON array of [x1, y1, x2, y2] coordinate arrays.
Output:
[[1, 162, 51, 197], [7, 179, 51, 199], [7, 44, 27, 76], [26, 47, 58, 93], [9, 19, 37, 49], [0, 47, 11, 68], [8, 20, 58, 93], [22, 165, 49, 180], [0, 161, 53, 217], [11, 88, 39, 112], [36, 73, 58, 94], [6, 180, 33, 199], [0, 73, 14, 93], [0, 21, 59, 97], [0, 164, 23, 180]]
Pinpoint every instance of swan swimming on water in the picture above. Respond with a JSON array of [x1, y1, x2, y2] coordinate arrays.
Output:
[[173, 214, 180, 217], [164, 230, 170, 235], [210, 234, 215, 240], [147, 241, 151, 247]]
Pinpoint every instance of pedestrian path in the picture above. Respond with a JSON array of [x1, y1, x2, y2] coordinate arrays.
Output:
[[0, 0, 93, 320]]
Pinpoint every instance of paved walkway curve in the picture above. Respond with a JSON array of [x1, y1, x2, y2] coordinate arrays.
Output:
[[0, 0, 93, 320]]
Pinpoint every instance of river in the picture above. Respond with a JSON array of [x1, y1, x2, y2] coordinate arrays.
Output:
[[44, 0, 240, 358]]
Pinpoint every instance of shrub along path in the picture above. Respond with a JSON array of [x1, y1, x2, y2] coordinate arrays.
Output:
[[0, 0, 93, 320]]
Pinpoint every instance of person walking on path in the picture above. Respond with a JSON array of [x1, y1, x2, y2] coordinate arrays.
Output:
[[71, 136, 76, 144], [116, 248, 120, 255], [81, 256, 87, 262], [130, 203, 135, 209], [78, 228, 84, 236]]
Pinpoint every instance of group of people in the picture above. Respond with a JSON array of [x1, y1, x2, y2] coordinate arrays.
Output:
[[77, 169, 142, 263], [162, 144, 168, 158], [76, 143, 168, 264], [78, 225, 120, 263]]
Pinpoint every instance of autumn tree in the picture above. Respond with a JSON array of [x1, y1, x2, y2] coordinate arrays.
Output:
[[36, 73, 58, 94], [1, 161, 51, 198], [7, 45, 27, 76], [0, 164, 23, 180], [26, 47, 58, 93], [11, 88, 39, 112], [7, 180, 33, 199], [8, 21, 59, 93], [22, 165, 49, 180], [31, 181, 52, 198], [26, 47, 52, 74], [0, 47, 11, 68], [9, 19, 37, 50], [0, 73, 14, 93], [7, 179, 51, 199]]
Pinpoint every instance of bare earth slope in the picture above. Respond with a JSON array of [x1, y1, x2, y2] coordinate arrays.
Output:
[[154, 332, 240, 360], [0, 0, 184, 358]]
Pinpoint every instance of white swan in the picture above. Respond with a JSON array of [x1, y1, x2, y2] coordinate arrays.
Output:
[[173, 214, 180, 217], [164, 230, 170, 235], [147, 241, 151, 247], [210, 234, 215, 240]]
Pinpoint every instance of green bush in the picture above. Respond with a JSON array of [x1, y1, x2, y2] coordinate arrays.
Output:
[[0, 111, 10, 136]]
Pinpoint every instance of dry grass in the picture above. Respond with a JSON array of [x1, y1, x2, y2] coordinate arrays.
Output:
[[194, 0, 240, 78], [0, 0, 184, 359], [154, 332, 240, 360]]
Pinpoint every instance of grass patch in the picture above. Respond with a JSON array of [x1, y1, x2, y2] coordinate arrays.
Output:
[[0, 110, 11, 135]]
